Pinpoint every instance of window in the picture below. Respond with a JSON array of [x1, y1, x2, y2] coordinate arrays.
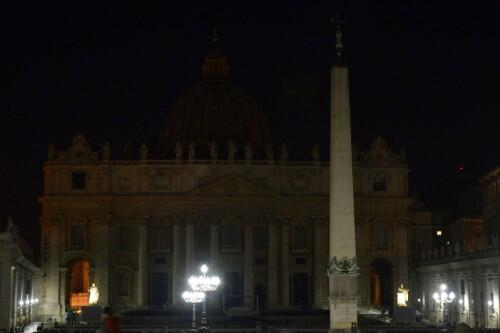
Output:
[[151, 225, 171, 251], [254, 226, 267, 250], [374, 224, 389, 250], [118, 272, 129, 297], [119, 227, 129, 250], [71, 172, 87, 190], [154, 257, 167, 264], [255, 257, 265, 265], [293, 225, 308, 249], [373, 175, 386, 191], [70, 223, 85, 249], [295, 257, 307, 265], [460, 279, 465, 295], [195, 225, 210, 253], [221, 225, 242, 251]]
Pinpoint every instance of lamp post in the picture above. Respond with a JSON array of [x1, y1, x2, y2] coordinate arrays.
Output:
[[188, 264, 221, 329], [433, 284, 456, 323], [182, 290, 206, 329]]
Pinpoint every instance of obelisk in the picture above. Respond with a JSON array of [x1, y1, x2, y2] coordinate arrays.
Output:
[[328, 17, 359, 332]]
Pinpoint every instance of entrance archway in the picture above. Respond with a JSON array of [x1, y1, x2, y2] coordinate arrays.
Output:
[[68, 259, 90, 309], [370, 258, 393, 310]]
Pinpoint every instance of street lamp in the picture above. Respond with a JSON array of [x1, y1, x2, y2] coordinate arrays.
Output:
[[433, 284, 456, 323], [188, 264, 221, 328], [182, 290, 205, 328]]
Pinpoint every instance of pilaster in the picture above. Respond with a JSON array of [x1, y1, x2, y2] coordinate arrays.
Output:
[[244, 224, 254, 307], [267, 221, 279, 308]]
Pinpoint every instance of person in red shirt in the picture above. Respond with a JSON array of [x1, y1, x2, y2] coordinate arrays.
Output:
[[102, 307, 120, 333]]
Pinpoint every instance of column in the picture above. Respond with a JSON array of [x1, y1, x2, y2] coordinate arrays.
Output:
[[95, 217, 110, 306], [186, 222, 195, 274], [281, 223, 290, 306], [267, 222, 279, 308], [210, 224, 219, 270], [45, 217, 62, 318], [137, 222, 148, 307], [244, 224, 254, 307], [172, 223, 184, 306], [13, 269, 19, 327], [58, 268, 67, 316], [313, 219, 328, 308]]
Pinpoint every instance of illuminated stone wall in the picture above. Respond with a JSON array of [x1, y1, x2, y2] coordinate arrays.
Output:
[[39, 134, 417, 317]]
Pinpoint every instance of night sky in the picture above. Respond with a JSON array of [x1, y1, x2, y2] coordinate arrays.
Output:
[[2, 1, 500, 253]]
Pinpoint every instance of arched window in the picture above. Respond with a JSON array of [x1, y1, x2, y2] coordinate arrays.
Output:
[[373, 175, 387, 191]]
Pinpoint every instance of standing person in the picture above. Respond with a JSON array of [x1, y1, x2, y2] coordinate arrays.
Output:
[[102, 307, 120, 333]]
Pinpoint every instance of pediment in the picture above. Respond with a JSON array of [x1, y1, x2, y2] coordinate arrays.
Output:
[[188, 176, 279, 197]]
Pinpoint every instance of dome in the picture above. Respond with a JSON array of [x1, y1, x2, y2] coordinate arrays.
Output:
[[160, 32, 271, 152]]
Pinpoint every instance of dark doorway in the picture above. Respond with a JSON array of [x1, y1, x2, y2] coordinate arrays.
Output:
[[254, 284, 266, 310], [370, 258, 393, 310], [151, 272, 169, 307], [292, 273, 310, 308], [223, 272, 243, 309]]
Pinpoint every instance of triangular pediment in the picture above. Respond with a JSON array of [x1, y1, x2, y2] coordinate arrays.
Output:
[[188, 176, 279, 197]]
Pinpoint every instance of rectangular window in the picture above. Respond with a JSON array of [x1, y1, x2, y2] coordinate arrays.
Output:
[[255, 257, 265, 265], [151, 225, 171, 251], [373, 175, 387, 191], [195, 225, 210, 253], [374, 224, 389, 250], [295, 257, 307, 265], [254, 226, 267, 250], [460, 279, 465, 295], [292, 225, 308, 250], [71, 172, 87, 190], [119, 227, 129, 250], [221, 225, 242, 251], [70, 223, 85, 249], [154, 257, 167, 264]]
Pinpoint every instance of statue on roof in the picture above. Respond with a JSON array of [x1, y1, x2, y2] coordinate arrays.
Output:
[[102, 142, 111, 162], [48, 143, 55, 161], [228, 140, 237, 163], [244, 142, 253, 163], [209, 142, 218, 162], [175, 142, 184, 162], [266, 143, 274, 164], [188, 142, 195, 161], [140, 142, 149, 160], [312, 144, 320, 164], [6, 217, 18, 237]]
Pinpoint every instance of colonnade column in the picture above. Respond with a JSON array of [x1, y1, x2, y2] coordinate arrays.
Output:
[[267, 221, 279, 308], [172, 222, 184, 306], [244, 224, 254, 307], [281, 222, 290, 306], [137, 220, 149, 307]]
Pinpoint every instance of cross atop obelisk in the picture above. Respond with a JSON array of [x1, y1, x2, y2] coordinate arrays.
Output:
[[328, 14, 359, 332]]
